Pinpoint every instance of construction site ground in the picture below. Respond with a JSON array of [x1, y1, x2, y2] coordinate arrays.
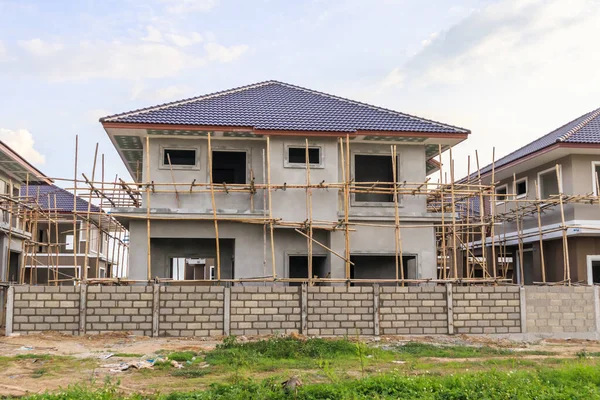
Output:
[[1, 332, 600, 398]]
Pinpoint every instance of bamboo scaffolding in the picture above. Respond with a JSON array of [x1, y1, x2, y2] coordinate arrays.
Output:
[[5, 135, 600, 289]]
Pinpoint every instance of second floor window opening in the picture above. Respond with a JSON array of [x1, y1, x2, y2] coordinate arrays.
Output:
[[515, 178, 527, 198], [163, 148, 196, 167], [212, 150, 246, 184], [354, 154, 397, 203], [538, 167, 561, 199], [495, 184, 508, 204], [288, 147, 320, 165]]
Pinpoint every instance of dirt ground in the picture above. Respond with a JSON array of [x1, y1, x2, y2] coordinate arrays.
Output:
[[1, 332, 599, 397]]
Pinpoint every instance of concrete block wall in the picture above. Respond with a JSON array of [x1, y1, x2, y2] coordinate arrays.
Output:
[[380, 286, 447, 335], [86, 286, 153, 336], [7, 284, 600, 339], [159, 286, 224, 337], [525, 286, 596, 333], [307, 286, 375, 336], [12, 286, 79, 334], [230, 286, 301, 336], [453, 286, 521, 334]]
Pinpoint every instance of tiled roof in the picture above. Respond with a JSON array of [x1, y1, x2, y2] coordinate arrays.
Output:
[[21, 184, 100, 213], [101, 80, 469, 134], [476, 107, 600, 177]]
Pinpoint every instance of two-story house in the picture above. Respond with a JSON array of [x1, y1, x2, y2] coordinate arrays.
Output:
[[101, 81, 469, 283], [20, 183, 121, 284], [0, 140, 51, 325], [460, 107, 600, 284]]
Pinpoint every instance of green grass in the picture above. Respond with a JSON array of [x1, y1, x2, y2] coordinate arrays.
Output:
[[19, 364, 600, 399], [15, 353, 55, 360], [394, 342, 554, 359], [167, 351, 197, 362], [31, 368, 48, 378]]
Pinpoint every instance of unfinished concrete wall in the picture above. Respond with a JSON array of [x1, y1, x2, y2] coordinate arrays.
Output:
[[307, 286, 375, 336], [453, 286, 521, 334], [12, 286, 79, 334], [86, 286, 153, 336], [380, 286, 447, 335], [230, 286, 300, 336], [10, 284, 600, 339], [525, 286, 595, 334], [159, 286, 224, 337]]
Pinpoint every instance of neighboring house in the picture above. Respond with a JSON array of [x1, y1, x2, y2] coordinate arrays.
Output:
[[20, 183, 117, 284], [101, 80, 469, 283], [0, 140, 51, 325], [460, 107, 600, 284]]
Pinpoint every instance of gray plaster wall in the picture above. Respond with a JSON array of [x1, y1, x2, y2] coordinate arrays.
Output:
[[124, 136, 438, 281]]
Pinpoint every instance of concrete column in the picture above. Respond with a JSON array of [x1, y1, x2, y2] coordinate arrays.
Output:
[[520, 286, 527, 334], [594, 286, 600, 335], [301, 284, 308, 334], [446, 283, 454, 335], [152, 283, 160, 337], [5, 286, 14, 336], [224, 287, 231, 336], [328, 231, 347, 281], [373, 284, 380, 337], [78, 283, 87, 335]]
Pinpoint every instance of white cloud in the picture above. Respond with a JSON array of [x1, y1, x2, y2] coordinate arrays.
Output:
[[142, 26, 164, 43], [0, 41, 7, 61], [18, 38, 64, 57], [204, 42, 249, 63], [166, 32, 203, 47], [375, 0, 600, 178], [0, 128, 45, 165], [161, 0, 218, 14]]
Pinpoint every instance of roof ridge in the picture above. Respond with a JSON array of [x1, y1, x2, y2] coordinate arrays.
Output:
[[260, 81, 470, 133], [100, 80, 276, 122], [557, 106, 600, 142]]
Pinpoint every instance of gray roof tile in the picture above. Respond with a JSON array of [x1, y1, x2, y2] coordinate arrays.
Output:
[[101, 80, 469, 134]]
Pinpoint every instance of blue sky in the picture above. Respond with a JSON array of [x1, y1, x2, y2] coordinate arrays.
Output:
[[1, 0, 599, 184]]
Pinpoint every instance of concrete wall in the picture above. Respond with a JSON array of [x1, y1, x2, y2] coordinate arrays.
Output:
[[525, 286, 596, 334], [230, 286, 300, 336], [307, 286, 375, 336], [86, 285, 153, 336], [159, 286, 224, 337], [10, 284, 599, 339], [380, 286, 447, 335], [11, 286, 79, 334], [453, 286, 521, 334]]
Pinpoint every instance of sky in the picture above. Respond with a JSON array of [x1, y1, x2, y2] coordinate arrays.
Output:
[[1, 0, 599, 186]]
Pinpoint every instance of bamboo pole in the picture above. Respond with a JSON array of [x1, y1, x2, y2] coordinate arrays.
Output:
[[556, 164, 571, 285], [475, 150, 487, 278], [344, 135, 351, 284], [4, 179, 13, 283], [490, 148, 497, 280], [534, 180, 546, 283], [207, 133, 221, 281], [294, 228, 353, 265], [391, 145, 404, 284], [305, 139, 313, 285], [465, 156, 471, 279], [54, 194, 60, 285], [438, 145, 447, 279], [145, 137, 152, 281], [266, 136, 276, 279], [83, 143, 98, 281], [96, 154, 104, 279], [449, 148, 458, 279], [514, 173, 525, 285]]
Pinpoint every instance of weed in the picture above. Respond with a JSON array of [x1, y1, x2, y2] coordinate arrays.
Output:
[[16, 354, 54, 360], [167, 351, 197, 362], [32, 368, 48, 378], [170, 369, 209, 378]]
